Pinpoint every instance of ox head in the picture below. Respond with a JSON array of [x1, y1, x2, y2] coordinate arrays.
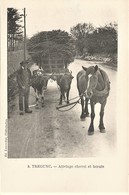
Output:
[[39, 75, 49, 90], [32, 69, 49, 90]]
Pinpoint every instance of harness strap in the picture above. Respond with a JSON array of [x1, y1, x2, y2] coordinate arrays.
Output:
[[93, 87, 109, 97], [92, 70, 110, 97]]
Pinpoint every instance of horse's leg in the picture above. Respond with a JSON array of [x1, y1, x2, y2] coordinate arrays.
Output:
[[35, 89, 39, 108], [59, 92, 63, 105], [88, 101, 95, 135], [41, 88, 45, 107], [66, 89, 70, 104], [99, 101, 106, 133], [84, 97, 89, 117], [80, 96, 85, 120]]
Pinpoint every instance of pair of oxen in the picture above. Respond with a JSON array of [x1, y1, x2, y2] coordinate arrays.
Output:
[[31, 65, 110, 135], [31, 69, 74, 106]]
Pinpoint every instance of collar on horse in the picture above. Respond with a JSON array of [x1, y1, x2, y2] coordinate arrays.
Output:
[[91, 69, 110, 97]]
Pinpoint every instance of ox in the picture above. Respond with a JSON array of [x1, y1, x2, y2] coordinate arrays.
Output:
[[31, 69, 49, 107], [56, 73, 74, 105]]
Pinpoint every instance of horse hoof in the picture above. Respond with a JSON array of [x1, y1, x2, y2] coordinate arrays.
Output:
[[88, 131, 94, 135], [42, 104, 45, 107], [80, 114, 86, 120], [81, 118, 85, 121], [84, 113, 90, 118], [86, 113, 90, 117], [80, 116, 86, 121], [35, 105, 39, 109], [100, 129, 106, 133], [99, 125, 105, 131]]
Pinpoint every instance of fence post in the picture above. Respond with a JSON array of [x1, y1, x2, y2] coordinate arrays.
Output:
[[24, 8, 26, 61]]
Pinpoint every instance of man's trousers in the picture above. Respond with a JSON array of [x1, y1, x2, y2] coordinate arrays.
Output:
[[19, 88, 30, 111]]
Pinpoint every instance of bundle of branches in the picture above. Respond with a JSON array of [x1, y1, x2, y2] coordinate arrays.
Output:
[[27, 30, 75, 67]]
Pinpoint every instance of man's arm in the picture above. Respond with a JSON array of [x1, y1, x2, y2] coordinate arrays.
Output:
[[16, 69, 24, 88]]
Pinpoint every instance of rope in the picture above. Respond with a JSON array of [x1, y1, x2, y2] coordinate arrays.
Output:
[[30, 89, 84, 111], [56, 80, 85, 104], [63, 95, 82, 104], [56, 98, 81, 112], [68, 95, 82, 101], [56, 92, 89, 112]]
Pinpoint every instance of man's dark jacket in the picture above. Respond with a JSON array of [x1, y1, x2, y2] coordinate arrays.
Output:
[[16, 67, 31, 89]]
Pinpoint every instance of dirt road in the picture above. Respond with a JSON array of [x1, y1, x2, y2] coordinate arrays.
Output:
[[8, 59, 117, 158]]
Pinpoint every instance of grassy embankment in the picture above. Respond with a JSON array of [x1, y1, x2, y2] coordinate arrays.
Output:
[[8, 50, 31, 115]]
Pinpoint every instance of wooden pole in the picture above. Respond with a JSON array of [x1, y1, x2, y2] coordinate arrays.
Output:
[[24, 8, 26, 61]]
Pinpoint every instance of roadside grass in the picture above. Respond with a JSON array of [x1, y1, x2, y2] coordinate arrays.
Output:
[[8, 50, 32, 116], [8, 50, 31, 77]]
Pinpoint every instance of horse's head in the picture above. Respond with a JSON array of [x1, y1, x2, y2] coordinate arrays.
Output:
[[87, 74, 98, 98], [82, 65, 99, 98], [82, 65, 98, 76]]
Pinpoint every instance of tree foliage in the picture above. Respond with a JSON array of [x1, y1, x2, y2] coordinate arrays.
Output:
[[27, 30, 75, 66], [8, 8, 23, 51], [70, 22, 117, 56], [70, 23, 94, 55]]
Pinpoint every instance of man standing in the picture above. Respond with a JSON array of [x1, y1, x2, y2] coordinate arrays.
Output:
[[16, 60, 32, 115]]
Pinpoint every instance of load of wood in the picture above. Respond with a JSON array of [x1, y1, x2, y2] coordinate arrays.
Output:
[[27, 30, 75, 72]]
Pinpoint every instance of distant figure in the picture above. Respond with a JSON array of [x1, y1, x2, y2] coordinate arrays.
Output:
[[16, 60, 32, 115]]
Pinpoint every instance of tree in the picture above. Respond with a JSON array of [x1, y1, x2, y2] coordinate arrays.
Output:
[[85, 22, 118, 55], [27, 30, 75, 67], [70, 22, 117, 57], [70, 23, 94, 55], [7, 8, 23, 51]]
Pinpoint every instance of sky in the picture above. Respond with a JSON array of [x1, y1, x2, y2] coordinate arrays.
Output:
[[16, 0, 119, 38]]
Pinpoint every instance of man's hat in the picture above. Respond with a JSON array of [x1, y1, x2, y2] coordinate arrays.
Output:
[[20, 60, 29, 66]]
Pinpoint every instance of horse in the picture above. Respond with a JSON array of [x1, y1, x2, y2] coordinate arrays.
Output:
[[56, 73, 74, 105], [31, 69, 49, 108], [77, 65, 110, 135], [77, 69, 89, 119]]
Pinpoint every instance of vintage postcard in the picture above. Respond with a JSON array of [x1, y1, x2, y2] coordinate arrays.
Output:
[[0, 0, 128, 193]]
